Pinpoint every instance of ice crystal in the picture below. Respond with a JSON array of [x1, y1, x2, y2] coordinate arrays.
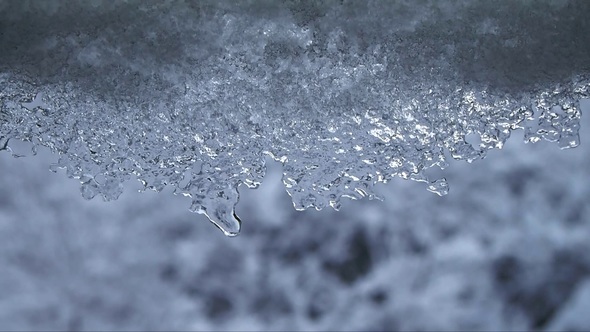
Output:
[[0, 0, 587, 235]]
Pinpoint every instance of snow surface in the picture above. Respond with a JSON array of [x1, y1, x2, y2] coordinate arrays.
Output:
[[1, 0, 587, 235]]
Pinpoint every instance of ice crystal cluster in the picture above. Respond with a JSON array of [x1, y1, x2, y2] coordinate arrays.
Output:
[[0, 0, 587, 235]]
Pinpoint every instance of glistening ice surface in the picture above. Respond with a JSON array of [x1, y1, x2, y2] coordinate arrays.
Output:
[[0, 0, 587, 235]]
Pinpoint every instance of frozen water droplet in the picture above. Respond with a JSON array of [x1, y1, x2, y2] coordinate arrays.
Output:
[[427, 178, 449, 196], [204, 206, 242, 237], [189, 184, 242, 236], [559, 133, 580, 149], [329, 199, 342, 211], [80, 180, 99, 200]]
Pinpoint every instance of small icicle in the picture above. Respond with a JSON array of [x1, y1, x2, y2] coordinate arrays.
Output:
[[190, 183, 242, 237], [204, 205, 242, 237]]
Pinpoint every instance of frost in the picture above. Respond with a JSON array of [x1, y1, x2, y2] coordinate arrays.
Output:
[[0, 0, 587, 236]]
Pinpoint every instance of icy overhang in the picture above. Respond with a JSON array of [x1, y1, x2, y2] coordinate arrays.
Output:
[[0, 0, 587, 235]]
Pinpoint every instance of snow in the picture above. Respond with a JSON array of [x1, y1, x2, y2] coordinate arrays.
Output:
[[1, 0, 588, 235], [1, 1, 590, 329]]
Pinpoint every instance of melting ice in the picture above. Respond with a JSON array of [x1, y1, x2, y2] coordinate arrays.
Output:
[[0, 0, 588, 235]]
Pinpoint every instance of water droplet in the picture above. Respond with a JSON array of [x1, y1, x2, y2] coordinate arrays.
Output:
[[190, 184, 242, 236], [80, 180, 99, 200], [558, 133, 580, 149], [427, 178, 449, 196], [204, 206, 242, 237]]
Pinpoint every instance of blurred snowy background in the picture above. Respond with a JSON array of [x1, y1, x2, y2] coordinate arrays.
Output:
[[0, 101, 587, 331]]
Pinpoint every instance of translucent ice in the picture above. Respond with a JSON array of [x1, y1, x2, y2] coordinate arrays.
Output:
[[0, 0, 587, 235]]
